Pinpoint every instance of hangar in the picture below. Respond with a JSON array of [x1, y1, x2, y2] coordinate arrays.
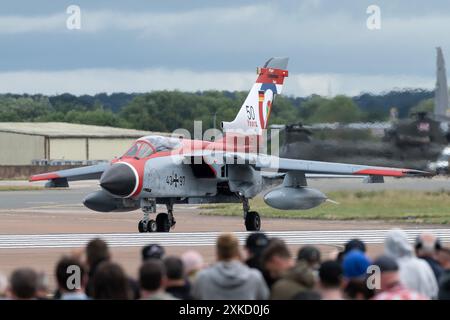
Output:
[[0, 122, 162, 165]]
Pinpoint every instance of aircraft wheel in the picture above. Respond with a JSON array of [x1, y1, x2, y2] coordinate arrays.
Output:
[[156, 213, 171, 232], [146, 219, 157, 233], [245, 211, 261, 231], [138, 220, 146, 233]]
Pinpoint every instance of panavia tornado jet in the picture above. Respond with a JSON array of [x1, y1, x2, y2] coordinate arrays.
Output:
[[30, 57, 430, 232]]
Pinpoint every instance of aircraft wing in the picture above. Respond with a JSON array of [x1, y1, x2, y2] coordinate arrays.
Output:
[[29, 163, 110, 187], [255, 155, 429, 177], [203, 152, 430, 177]]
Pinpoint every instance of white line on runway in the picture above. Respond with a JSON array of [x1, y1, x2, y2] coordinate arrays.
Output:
[[0, 228, 449, 249]]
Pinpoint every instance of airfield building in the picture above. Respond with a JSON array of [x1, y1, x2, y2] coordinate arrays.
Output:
[[0, 122, 163, 165]]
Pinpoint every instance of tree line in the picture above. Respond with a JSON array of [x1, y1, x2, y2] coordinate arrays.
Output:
[[0, 89, 434, 133]]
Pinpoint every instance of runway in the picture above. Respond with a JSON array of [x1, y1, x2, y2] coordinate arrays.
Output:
[[1, 177, 450, 210], [1, 228, 449, 249]]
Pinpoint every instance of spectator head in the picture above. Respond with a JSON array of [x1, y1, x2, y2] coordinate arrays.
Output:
[[344, 239, 367, 254], [9, 268, 38, 300], [55, 256, 87, 293], [297, 246, 321, 269], [384, 229, 413, 259], [319, 260, 343, 289], [415, 233, 441, 257], [262, 238, 294, 279], [86, 238, 110, 270], [216, 233, 240, 261], [245, 232, 269, 257], [139, 259, 166, 294], [91, 262, 131, 299], [164, 256, 184, 281], [142, 244, 165, 261], [342, 250, 372, 279], [181, 250, 204, 278], [373, 255, 400, 292], [0, 273, 8, 298]]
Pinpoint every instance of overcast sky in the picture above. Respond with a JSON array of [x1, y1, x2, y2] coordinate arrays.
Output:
[[0, 0, 449, 96]]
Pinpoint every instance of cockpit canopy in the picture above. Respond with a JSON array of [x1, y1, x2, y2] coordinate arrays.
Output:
[[122, 135, 182, 159]]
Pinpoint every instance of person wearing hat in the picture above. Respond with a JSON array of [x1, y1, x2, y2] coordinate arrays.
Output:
[[342, 249, 372, 279], [342, 250, 375, 300], [142, 244, 165, 261], [245, 232, 269, 271], [372, 255, 428, 300], [298, 246, 321, 271]]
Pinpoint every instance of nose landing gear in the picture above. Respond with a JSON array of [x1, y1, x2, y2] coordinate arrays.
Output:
[[138, 219, 157, 233], [138, 199, 176, 233]]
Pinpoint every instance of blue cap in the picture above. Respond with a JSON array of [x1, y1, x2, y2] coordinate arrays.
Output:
[[342, 250, 372, 279]]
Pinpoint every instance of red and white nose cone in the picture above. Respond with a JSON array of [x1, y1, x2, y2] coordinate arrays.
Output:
[[100, 162, 138, 197]]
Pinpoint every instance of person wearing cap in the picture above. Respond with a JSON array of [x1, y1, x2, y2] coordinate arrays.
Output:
[[192, 233, 269, 300], [142, 244, 165, 261], [372, 255, 428, 300], [415, 232, 443, 281], [297, 246, 321, 270], [342, 249, 372, 279], [438, 247, 450, 300], [342, 250, 375, 300], [245, 232, 269, 271], [384, 229, 438, 299]]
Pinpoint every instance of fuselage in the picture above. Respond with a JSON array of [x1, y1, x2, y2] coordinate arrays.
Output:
[[98, 134, 262, 203]]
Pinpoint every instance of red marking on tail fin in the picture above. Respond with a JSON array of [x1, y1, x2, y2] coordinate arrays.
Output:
[[256, 68, 288, 84]]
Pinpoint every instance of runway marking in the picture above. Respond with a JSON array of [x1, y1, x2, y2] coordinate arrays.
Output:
[[0, 228, 449, 249]]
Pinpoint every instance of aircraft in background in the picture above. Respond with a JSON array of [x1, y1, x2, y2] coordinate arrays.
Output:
[[273, 47, 450, 171], [30, 57, 430, 233]]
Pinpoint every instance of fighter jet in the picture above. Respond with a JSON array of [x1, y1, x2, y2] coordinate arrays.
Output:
[[30, 57, 430, 232]]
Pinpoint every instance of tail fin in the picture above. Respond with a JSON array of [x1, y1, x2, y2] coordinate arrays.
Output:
[[222, 57, 289, 135], [435, 47, 450, 119]]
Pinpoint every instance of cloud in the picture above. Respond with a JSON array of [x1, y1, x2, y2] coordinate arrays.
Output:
[[0, 68, 434, 97], [0, 2, 449, 79], [0, 13, 65, 33]]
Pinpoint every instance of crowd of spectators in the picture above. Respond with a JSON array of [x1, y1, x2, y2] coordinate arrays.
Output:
[[0, 228, 449, 300]]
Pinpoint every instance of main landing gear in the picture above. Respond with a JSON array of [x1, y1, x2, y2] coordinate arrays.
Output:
[[138, 200, 176, 233], [242, 198, 261, 231]]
